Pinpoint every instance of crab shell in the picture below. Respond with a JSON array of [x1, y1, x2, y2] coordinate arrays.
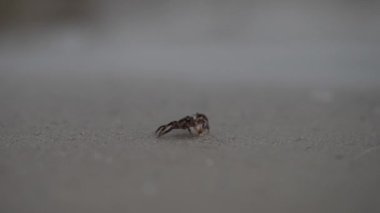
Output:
[[190, 114, 209, 136]]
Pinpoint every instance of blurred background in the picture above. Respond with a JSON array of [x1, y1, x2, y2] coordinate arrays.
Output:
[[1, 0, 379, 85]]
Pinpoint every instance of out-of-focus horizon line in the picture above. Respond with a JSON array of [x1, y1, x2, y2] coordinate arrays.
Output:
[[0, 0, 379, 87]]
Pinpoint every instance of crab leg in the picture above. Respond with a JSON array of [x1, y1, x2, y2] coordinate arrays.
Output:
[[155, 121, 179, 137]]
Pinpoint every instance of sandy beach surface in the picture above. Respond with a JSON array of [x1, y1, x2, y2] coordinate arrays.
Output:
[[0, 72, 379, 213]]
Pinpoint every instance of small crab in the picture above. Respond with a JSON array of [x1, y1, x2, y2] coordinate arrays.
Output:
[[155, 113, 210, 137]]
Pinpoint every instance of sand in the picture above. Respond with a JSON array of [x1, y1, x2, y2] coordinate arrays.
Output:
[[0, 73, 379, 213]]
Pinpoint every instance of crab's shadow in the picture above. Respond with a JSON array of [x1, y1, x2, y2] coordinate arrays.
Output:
[[155, 133, 197, 141], [153, 133, 217, 146]]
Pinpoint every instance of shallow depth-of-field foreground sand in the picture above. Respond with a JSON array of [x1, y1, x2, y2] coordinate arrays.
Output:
[[0, 73, 379, 213]]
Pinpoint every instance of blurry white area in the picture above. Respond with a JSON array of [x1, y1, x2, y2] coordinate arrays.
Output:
[[310, 90, 334, 103], [374, 106, 380, 116], [0, 0, 379, 85], [142, 181, 158, 196], [205, 158, 215, 167]]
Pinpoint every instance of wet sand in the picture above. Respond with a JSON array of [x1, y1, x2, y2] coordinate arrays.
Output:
[[1, 73, 379, 213]]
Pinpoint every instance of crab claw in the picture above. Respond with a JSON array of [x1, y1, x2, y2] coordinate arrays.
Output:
[[155, 125, 167, 137], [155, 121, 178, 137]]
